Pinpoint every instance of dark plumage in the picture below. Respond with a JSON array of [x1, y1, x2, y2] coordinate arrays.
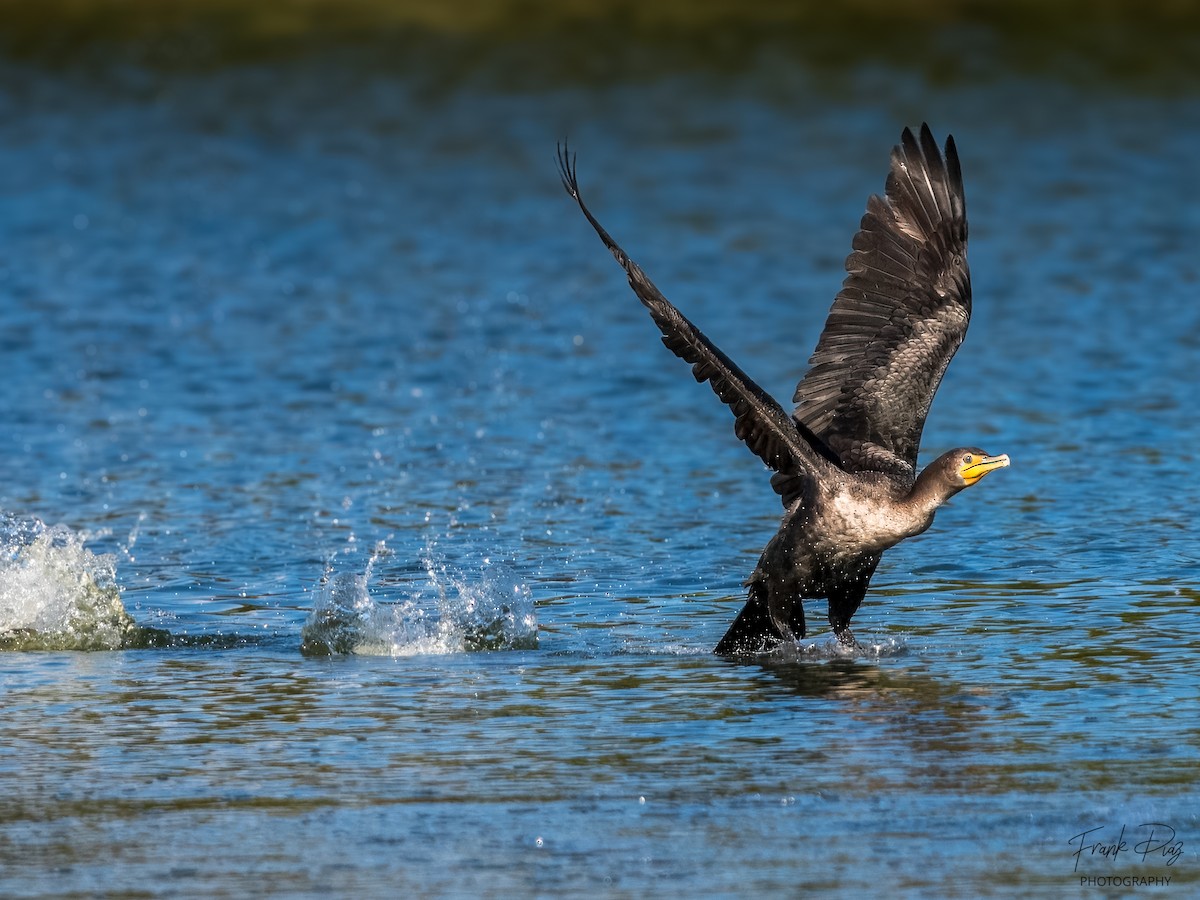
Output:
[[557, 124, 1009, 654]]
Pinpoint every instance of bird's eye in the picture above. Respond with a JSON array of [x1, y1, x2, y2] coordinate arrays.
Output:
[[963, 454, 974, 464]]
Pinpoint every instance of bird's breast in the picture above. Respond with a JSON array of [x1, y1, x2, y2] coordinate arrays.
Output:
[[815, 483, 917, 554]]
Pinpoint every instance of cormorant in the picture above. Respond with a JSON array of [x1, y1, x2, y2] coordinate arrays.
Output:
[[557, 124, 1009, 654]]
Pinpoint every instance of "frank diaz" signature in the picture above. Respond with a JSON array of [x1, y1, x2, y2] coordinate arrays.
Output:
[[1069, 823, 1184, 873]]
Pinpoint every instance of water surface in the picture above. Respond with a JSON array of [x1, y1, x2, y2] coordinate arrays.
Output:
[[1, 18, 1198, 897]]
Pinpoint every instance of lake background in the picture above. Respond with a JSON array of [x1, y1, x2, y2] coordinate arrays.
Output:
[[1, 2, 1198, 896]]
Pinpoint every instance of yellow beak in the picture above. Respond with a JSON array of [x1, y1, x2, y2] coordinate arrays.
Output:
[[962, 453, 1010, 485]]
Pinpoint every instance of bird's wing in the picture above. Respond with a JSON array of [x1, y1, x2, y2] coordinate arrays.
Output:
[[558, 144, 829, 479], [792, 123, 971, 481]]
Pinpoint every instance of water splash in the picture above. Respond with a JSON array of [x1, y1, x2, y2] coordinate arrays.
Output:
[[300, 542, 538, 656], [778, 632, 907, 660], [0, 512, 168, 650]]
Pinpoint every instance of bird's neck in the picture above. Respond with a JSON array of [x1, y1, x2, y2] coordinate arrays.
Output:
[[899, 466, 961, 536]]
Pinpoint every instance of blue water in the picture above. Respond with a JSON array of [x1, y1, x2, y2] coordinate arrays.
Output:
[[1, 49, 1198, 897]]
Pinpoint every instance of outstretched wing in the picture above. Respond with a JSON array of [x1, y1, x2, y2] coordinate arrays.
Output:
[[792, 123, 971, 482], [557, 143, 829, 479]]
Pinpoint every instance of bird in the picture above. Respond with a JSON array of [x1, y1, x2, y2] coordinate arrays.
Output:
[[556, 124, 1009, 655]]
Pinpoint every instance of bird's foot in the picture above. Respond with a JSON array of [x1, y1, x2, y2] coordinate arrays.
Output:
[[833, 626, 862, 651]]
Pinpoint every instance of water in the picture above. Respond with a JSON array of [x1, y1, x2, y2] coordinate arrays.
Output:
[[2, 18, 1199, 897]]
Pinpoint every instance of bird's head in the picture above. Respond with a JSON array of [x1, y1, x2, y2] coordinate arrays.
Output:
[[946, 448, 1010, 488], [910, 447, 1009, 525]]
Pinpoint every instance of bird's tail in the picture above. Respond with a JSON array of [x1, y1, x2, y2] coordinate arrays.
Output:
[[714, 581, 800, 656]]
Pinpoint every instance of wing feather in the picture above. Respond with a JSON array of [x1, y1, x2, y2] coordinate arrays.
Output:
[[792, 123, 971, 482], [557, 144, 831, 479]]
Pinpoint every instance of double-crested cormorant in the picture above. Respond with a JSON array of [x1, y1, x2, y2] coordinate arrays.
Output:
[[557, 124, 1009, 654]]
